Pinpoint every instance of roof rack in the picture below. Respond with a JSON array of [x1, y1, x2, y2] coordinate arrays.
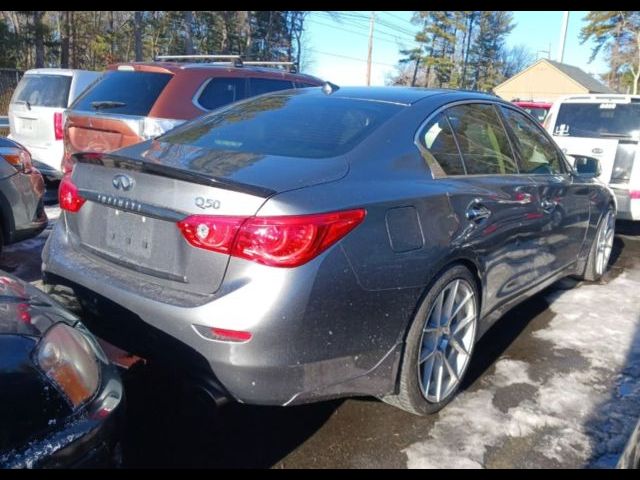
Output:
[[155, 55, 298, 72]]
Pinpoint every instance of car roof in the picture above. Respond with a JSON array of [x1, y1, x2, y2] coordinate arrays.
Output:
[[24, 68, 99, 77], [108, 62, 323, 83], [513, 101, 552, 108], [554, 93, 640, 104], [284, 86, 501, 106]]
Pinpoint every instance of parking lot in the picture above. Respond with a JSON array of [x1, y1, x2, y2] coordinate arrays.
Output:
[[3, 206, 640, 468]]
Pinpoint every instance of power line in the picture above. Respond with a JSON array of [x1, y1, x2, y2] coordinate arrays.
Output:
[[311, 12, 418, 44], [309, 48, 398, 68], [306, 18, 417, 47]]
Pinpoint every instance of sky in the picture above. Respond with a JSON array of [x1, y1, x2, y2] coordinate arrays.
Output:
[[302, 11, 608, 86]]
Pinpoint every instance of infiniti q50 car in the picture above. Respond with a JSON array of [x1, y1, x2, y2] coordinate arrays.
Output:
[[41, 86, 616, 415]]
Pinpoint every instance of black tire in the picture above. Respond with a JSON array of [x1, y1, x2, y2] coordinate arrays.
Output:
[[383, 264, 479, 415], [581, 207, 615, 282]]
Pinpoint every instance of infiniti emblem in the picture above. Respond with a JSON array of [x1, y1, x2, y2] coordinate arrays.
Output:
[[112, 174, 135, 191]]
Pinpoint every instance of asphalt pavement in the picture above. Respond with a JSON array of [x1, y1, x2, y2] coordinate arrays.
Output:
[[3, 207, 640, 468]]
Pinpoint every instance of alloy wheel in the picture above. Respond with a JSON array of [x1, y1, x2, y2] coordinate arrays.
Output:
[[595, 210, 615, 276], [417, 279, 476, 403]]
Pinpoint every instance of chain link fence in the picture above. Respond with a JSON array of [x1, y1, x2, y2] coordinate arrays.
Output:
[[0, 68, 23, 136]]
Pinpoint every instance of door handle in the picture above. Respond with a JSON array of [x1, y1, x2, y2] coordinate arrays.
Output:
[[466, 202, 492, 222]]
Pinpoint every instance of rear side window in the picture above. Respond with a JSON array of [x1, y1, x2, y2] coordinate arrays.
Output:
[[419, 113, 465, 175], [11, 74, 71, 108], [160, 93, 403, 159], [197, 78, 247, 111], [249, 78, 295, 96], [71, 71, 172, 116], [446, 104, 518, 175], [501, 107, 565, 175]]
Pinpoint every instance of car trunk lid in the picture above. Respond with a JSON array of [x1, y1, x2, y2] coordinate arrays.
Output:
[[65, 149, 347, 295]]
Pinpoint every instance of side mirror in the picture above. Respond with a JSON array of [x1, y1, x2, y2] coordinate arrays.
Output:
[[568, 154, 601, 178]]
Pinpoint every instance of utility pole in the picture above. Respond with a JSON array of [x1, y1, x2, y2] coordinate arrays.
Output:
[[366, 11, 375, 86], [558, 11, 569, 63]]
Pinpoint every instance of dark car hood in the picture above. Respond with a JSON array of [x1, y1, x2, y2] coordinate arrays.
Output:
[[111, 139, 349, 196], [0, 272, 77, 338]]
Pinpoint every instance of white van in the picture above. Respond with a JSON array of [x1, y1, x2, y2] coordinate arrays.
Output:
[[8, 69, 102, 180], [545, 94, 640, 220]]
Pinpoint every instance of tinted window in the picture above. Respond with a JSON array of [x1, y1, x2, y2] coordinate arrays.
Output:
[[249, 78, 294, 96], [553, 102, 640, 139], [522, 107, 548, 123], [12, 74, 71, 108], [501, 107, 565, 175], [197, 77, 247, 111], [71, 71, 172, 116], [160, 93, 403, 159], [295, 82, 320, 89], [447, 104, 517, 175], [420, 113, 465, 175]]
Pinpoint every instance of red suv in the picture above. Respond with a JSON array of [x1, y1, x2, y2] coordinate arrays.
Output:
[[62, 56, 323, 172]]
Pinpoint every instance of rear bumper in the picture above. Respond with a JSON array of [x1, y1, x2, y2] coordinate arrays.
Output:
[[610, 185, 640, 221], [42, 221, 407, 407], [14, 139, 64, 174]]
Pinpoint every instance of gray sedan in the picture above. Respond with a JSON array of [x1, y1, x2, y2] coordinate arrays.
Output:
[[42, 86, 615, 415]]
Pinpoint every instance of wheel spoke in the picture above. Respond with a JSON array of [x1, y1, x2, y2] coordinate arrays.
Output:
[[419, 346, 435, 364], [453, 313, 475, 335], [443, 280, 460, 321], [449, 292, 474, 324], [449, 336, 469, 356], [421, 352, 436, 395], [443, 355, 459, 384], [431, 291, 445, 328], [434, 353, 444, 402]]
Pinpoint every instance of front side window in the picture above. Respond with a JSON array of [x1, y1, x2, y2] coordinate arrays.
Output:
[[197, 77, 247, 111], [446, 104, 518, 175], [501, 106, 565, 175], [419, 113, 465, 176]]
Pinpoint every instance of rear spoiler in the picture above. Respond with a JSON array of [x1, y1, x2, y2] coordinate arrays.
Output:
[[72, 151, 276, 198]]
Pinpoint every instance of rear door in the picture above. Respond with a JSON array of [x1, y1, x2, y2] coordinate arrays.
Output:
[[8, 73, 70, 147], [500, 105, 590, 274], [424, 102, 544, 313]]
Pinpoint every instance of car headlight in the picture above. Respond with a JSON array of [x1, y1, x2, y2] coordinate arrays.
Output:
[[0, 146, 33, 174], [35, 323, 100, 409]]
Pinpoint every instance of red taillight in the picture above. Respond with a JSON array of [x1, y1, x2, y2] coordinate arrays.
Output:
[[210, 328, 252, 342], [630, 191, 640, 199], [177, 209, 366, 268], [54, 112, 64, 140], [59, 174, 86, 213]]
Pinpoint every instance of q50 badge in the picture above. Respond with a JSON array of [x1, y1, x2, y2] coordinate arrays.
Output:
[[195, 197, 221, 210]]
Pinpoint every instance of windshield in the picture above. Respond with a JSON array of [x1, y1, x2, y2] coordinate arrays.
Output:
[[553, 102, 640, 139], [522, 107, 548, 123], [71, 70, 172, 116], [159, 92, 404, 159], [11, 74, 71, 108]]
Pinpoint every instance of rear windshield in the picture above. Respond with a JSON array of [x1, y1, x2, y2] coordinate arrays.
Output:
[[159, 93, 404, 158], [553, 102, 640, 139], [11, 74, 71, 108], [71, 70, 172, 116], [522, 107, 548, 123]]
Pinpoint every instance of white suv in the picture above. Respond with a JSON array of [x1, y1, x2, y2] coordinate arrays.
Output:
[[545, 94, 640, 220], [8, 69, 102, 182]]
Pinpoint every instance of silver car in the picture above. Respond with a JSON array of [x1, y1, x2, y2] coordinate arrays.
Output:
[[8, 68, 102, 182], [42, 87, 616, 415], [0, 137, 47, 252]]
